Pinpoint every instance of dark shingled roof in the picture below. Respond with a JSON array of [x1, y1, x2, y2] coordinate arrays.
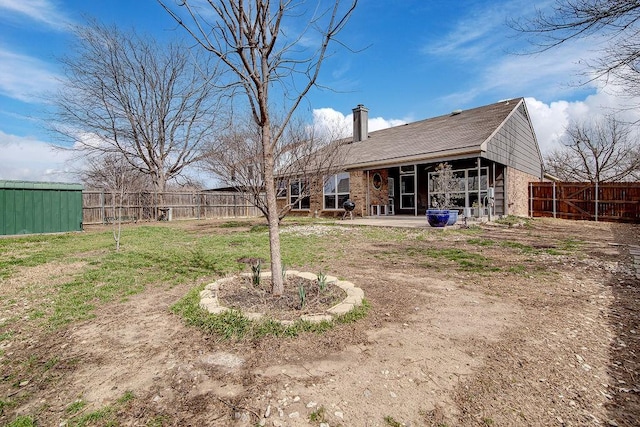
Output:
[[341, 97, 524, 168]]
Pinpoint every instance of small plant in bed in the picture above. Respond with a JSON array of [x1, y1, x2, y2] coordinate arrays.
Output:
[[217, 274, 345, 321], [317, 271, 328, 293]]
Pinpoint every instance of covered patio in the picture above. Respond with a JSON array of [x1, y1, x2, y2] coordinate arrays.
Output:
[[337, 214, 484, 228]]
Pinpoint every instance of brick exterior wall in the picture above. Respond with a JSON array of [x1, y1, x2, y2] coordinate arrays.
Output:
[[276, 172, 368, 218], [308, 176, 323, 217], [506, 167, 539, 217], [367, 169, 389, 208], [343, 169, 392, 217], [348, 171, 367, 217]]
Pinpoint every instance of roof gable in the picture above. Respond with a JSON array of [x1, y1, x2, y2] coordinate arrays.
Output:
[[341, 98, 527, 168], [482, 100, 544, 177]]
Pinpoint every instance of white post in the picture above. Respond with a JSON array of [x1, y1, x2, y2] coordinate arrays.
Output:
[[414, 165, 418, 217], [477, 158, 481, 218]]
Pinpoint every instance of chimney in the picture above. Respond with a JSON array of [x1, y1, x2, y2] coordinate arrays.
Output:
[[352, 104, 368, 142]]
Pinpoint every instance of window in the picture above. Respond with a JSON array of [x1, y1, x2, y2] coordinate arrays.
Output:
[[400, 165, 415, 174], [290, 178, 310, 210], [276, 179, 287, 199], [323, 172, 350, 210], [372, 173, 382, 190], [428, 166, 489, 209], [467, 169, 488, 192]]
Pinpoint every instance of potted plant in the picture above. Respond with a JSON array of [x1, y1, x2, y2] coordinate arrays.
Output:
[[427, 162, 458, 227], [471, 201, 485, 217]]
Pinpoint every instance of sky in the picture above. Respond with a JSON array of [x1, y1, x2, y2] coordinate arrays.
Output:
[[1, 0, 639, 186]]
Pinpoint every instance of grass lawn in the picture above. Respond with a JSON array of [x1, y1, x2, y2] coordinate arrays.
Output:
[[0, 219, 330, 331], [1, 217, 636, 427]]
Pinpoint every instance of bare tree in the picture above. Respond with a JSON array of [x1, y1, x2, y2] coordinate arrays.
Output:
[[429, 162, 458, 210], [200, 114, 348, 220], [81, 153, 150, 192], [544, 115, 640, 182], [512, 1, 640, 93], [159, 0, 358, 295], [53, 20, 223, 203], [81, 153, 147, 250]]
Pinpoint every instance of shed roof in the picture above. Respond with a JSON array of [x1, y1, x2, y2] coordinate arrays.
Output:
[[0, 180, 84, 191], [341, 98, 525, 169]]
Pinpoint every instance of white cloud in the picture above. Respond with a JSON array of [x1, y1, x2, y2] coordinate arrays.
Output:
[[423, 5, 508, 60], [525, 98, 573, 154], [438, 42, 596, 108], [423, 0, 612, 107], [312, 107, 407, 140], [526, 89, 640, 155], [422, 0, 554, 61], [0, 0, 72, 31], [430, 14, 606, 105], [482, 39, 601, 98], [312, 107, 351, 139], [369, 116, 406, 132], [0, 47, 61, 103], [0, 131, 79, 182]]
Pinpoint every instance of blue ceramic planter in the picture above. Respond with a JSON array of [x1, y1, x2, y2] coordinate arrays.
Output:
[[426, 209, 450, 227], [446, 210, 458, 226]]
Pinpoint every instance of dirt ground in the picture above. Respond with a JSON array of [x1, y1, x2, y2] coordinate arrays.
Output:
[[1, 218, 639, 426]]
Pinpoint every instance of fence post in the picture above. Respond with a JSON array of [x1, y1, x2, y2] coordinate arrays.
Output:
[[529, 182, 533, 217], [233, 194, 237, 218], [595, 181, 599, 222], [552, 181, 556, 218], [100, 191, 106, 224]]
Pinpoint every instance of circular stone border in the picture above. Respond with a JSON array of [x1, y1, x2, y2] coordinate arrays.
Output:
[[199, 271, 365, 325]]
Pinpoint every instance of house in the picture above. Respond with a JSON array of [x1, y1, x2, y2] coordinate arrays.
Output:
[[279, 97, 544, 218]]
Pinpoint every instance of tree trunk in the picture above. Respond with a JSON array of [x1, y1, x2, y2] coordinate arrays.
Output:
[[267, 195, 284, 296], [153, 173, 167, 218], [262, 122, 284, 296]]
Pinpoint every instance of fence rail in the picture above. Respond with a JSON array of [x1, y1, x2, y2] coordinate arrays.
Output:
[[529, 182, 640, 223], [83, 191, 263, 225]]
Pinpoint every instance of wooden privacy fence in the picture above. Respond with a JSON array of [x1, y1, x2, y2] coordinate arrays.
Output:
[[82, 191, 263, 225], [529, 182, 640, 223]]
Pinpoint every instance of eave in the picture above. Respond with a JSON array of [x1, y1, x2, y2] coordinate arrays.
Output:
[[342, 147, 485, 171]]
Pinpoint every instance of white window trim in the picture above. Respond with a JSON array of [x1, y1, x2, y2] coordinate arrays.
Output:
[[323, 172, 350, 210], [428, 166, 489, 209], [276, 179, 287, 199], [400, 172, 416, 210], [289, 178, 310, 210]]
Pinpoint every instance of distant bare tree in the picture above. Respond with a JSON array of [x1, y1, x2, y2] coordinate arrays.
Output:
[[512, 1, 640, 94], [53, 20, 223, 200], [544, 116, 640, 182], [200, 115, 347, 220], [81, 153, 150, 192], [81, 153, 147, 250], [159, 0, 358, 295]]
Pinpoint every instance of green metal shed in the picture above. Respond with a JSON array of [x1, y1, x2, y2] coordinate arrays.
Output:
[[0, 180, 84, 236]]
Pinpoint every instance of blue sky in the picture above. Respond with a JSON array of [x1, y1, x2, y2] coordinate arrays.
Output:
[[1, 0, 638, 185]]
